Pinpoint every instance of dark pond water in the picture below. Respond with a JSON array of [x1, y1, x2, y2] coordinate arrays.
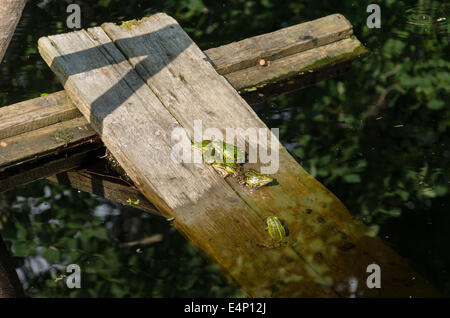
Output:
[[0, 0, 448, 297]]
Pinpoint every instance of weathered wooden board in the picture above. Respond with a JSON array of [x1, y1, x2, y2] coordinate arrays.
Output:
[[206, 13, 353, 74], [0, 116, 97, 171], [38, 23, 338, 297], [0, 91, 80, 140], [0, 148, 96, 193], [230, 37, 366, 93], [0, 98, 100, 191], [241, 60, 352, 105], [0, 92, 98, 172], [99, 14, 438, 297]]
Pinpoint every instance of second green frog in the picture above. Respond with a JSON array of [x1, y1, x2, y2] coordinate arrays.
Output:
[[191, 139, 274, 189]]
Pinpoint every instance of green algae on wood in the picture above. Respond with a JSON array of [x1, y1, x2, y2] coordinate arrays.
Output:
[[119, 19, 142, 30], [295, 44, 369, 74], [52, 128, 73, 146]]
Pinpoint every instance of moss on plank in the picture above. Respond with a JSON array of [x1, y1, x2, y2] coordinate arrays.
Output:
[[297, 44, 369, 73], [52, 128, 73, 147], [119, 19, 142, 30]]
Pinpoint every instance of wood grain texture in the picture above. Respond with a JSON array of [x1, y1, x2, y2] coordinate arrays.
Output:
[[0, 116, 96, 170], [38, 24, 336, 297], [0, 148, 96, 193], [240, 60, 352, 105], [0, 91, 81, 140], [100, 14, 438, 297], [227, 37, 366, 93], [0, 0, 27, 62], [205, 13, 353, 74]]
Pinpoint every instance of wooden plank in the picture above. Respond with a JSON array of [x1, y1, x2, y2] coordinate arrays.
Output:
[[99, 14, 438, 297], [241, 60, 352, 105], [229, 37, 367, 93], [0, 91, 80, 140], [0, 116, 97, 171], [38, 23, 336, 297], [206, 13, 353, 74], [0, 147, 97, 193], [0, 0, 27, 63]]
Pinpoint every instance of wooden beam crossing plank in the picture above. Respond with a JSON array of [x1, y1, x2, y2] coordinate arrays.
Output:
[[206, 13, 353, 74], [240, 60, 352, 105], [0, 91, 99, 172], [38, 22, 337, 297], [230, 37, 365, 94], [0, 147, 97, 193], [98, 15, 438, 297], [0, 38, 360, 171], [0, 91, 80, 140], [0, 14, 366, 175], [0, 47, 345, 193], [0, 14, 364, 137], [0, 116, 97, 171]]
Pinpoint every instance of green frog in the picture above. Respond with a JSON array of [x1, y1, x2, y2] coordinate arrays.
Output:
[[242, 169, 273, 188], [192, 140, 245, 164], [192, 140, 274, 189], [211, 162, 241, 178], [260, 216, 296, 248], [191, 140, 215, 163], [266, 216, 285, 241], [192, 140, 244, 177]]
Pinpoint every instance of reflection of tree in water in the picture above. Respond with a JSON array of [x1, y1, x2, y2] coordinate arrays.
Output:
[[0, 183, 241, 297]]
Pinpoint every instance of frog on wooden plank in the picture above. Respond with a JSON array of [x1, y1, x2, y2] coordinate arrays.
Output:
[[259, 216, 297, 248], [192, 140, 274, 189]]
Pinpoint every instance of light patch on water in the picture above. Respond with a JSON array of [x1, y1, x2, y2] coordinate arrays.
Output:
[[33, 201, 51, 214], [44, 185, 52, 198], [93, 203, 120, 219], [348, 276, 358, 293], [48, 219, 63, 226]]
